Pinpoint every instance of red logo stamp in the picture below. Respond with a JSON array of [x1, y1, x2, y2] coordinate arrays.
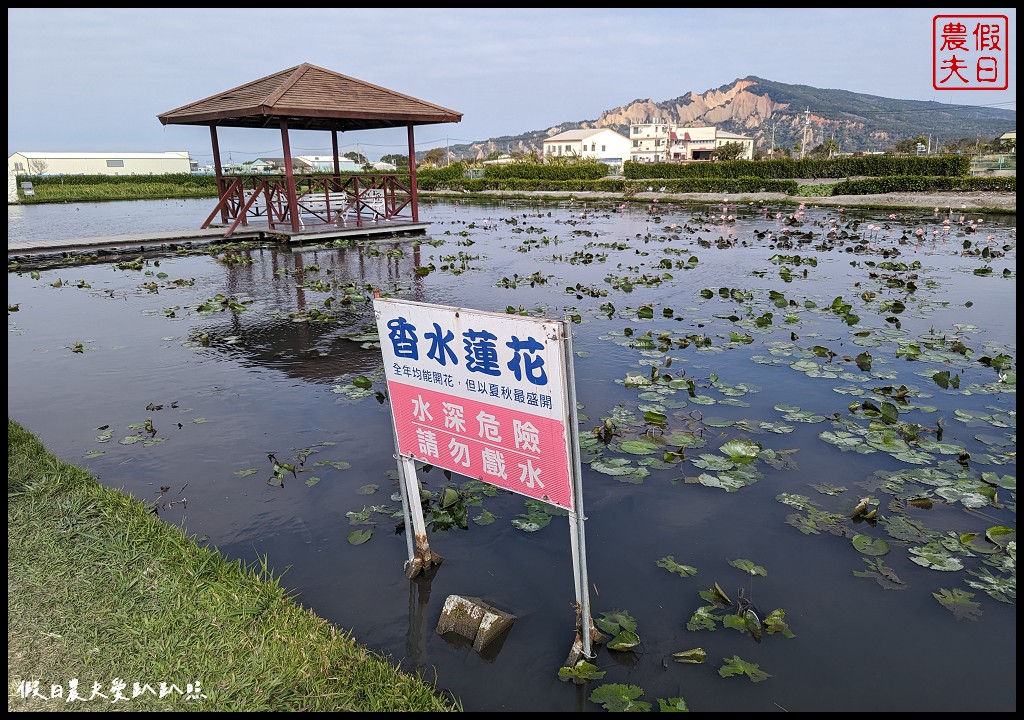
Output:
[[933, 15, 1009, 90]]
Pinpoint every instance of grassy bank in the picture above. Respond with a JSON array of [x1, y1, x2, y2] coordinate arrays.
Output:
[[7, 418, 461, 712]]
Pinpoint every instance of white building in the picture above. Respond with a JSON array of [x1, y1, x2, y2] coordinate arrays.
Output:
[[629, 121, 675, 163], [629, 123, 754, 162], [297, 155, 364, 173], [542, 128, 631, 173], [8, 151, 194, 176]]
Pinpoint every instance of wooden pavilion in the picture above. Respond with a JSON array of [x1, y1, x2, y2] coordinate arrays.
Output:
[[157, 63, 462, 240]]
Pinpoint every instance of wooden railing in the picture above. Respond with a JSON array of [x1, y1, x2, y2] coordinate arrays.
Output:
[[202, 174, 414, 237]]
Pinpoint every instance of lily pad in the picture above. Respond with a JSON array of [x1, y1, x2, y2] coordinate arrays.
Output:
[[852, 534, 890, 556]]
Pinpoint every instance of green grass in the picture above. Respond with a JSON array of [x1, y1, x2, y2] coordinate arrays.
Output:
[[7, 418, 461, 712]]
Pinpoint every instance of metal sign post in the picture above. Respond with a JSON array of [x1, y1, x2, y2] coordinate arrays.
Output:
[[373, 297, 595, 661]]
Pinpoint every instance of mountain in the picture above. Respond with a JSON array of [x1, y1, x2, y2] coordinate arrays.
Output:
[[445, 76, 1015, 160]]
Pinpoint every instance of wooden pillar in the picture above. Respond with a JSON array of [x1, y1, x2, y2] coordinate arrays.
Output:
[[407, 123, 419, 223], [332, 131, 341, 187], [209, 125, 228, 224], [280, 120, 300, 232]]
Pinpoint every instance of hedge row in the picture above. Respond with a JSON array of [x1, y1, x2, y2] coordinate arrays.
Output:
[[16, 167, 1010, 201], [18, 172, 221, 188], [830, 175, 1016, 195], [416, 176, 800, 194], [624, 155, 972, 180]]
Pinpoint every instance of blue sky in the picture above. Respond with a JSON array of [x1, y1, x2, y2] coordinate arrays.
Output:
[[7, 8, 1016, 163]]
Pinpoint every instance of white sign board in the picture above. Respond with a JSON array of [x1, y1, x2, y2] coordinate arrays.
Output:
[[374, 298, 576, 511]]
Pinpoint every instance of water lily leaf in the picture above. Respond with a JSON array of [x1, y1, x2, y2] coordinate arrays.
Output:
[[356, 483, 379, 495], [658, 697, 690, 712], [686, 605, 719, 631], [790, 359, 821, 373], [819, 430, 864, 450], [763, 608, 796, 638], [964, 567, 1016, 604], [234, 468, 259, 477], [352, 375, 373, 389], [304, 476, 321, 487], [692, 453, 736, 471], [981, 473, 1015, 491], [657, 555, 697, 577], [558, 661, 606, 684], [695, 472, 745, 491], [853, 557, 907, 590], [934, 485, 991, 509], [607, 630, 641, 651], [589, 683, 650, 712], [512, 501, 553, 532], [810, 483, 846, 496], [619, 439, 661, 455], [852, 534, 890, 556], [786, 513, 820, 535], [932, 587, 982, 621], [909, 543, 964, 571], [985, 525, 1015, 548], [728, 558, 767, 577], [671, 648, 707, 664], [595, 609, 637, 636], [718, 655, 772, 682], [916, 439, 967, 455], [759, 421, 795, 434], [642, 409, 668, 426], [473, 509, 497, 526], [347, 529, 372, 545], [590, 457, 633, 474], [82, 450, 105, 459]]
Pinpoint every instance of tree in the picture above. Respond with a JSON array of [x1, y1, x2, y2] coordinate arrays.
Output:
[[344, 151, 368, 165], [421, 148, 446, 167], [27, 159, 49, 175], [891, 138, 918, 154], [810, 139, 840, 157], [712, 142, 746, 161], [380, 154, 409, 169]]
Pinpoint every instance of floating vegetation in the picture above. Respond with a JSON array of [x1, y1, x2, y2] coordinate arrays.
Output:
[[594, 610, 641, 652], [588, 683, 650, 712]]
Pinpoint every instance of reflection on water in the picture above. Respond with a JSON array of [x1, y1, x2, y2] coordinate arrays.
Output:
[[7, 197, 1016, 711]]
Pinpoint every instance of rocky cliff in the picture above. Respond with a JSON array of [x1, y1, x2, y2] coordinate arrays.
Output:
[[452, 76, 1015, 160]]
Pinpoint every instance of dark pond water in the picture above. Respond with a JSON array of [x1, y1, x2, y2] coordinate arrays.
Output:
[[7, 196, 1016, 712]]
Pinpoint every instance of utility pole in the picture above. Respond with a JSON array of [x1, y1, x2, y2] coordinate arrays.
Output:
[[800, 108, 811, 159]]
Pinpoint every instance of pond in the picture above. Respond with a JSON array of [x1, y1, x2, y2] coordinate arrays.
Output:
[[7, 196, 1017, 712]]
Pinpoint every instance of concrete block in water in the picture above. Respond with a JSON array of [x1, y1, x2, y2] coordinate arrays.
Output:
[[436, 595, 516, 653]]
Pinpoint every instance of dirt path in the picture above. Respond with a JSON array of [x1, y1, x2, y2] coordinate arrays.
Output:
[[433, 189, 1015, 214]]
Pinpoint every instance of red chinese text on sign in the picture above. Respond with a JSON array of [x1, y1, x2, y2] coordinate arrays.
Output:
[[933, 15, 1009, 90]]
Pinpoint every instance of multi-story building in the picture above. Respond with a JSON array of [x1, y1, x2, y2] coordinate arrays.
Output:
[[628, 121, 675, 163], [629, 122, 755, 162]]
